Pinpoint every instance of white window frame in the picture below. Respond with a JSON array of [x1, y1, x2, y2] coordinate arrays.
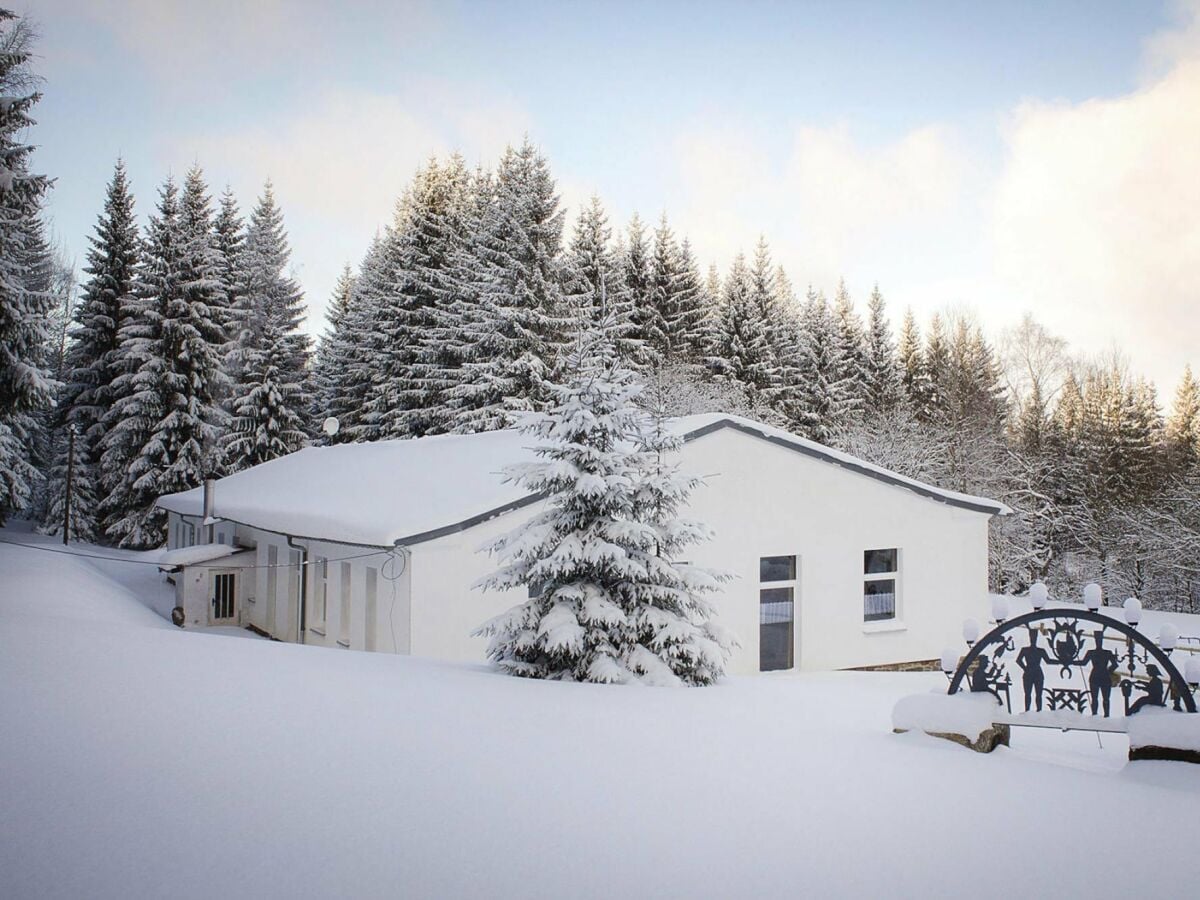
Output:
[[863, 548, 900, 624], [759, 554, 797, 672]]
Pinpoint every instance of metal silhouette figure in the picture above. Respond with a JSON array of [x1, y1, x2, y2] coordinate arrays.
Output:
[[1015, 629, 1049, 712], [1127, 664, 1166, 716], [1081, 631, 1120, 717]]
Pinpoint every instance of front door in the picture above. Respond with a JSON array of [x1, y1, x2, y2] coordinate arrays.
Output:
[[210, 571, 237, 624]]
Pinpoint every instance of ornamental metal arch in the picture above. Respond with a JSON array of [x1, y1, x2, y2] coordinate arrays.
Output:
[[947, 608, 1196, 716]]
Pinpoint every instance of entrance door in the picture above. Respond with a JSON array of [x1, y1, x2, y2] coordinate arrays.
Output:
[[210, 571, 237, 624]]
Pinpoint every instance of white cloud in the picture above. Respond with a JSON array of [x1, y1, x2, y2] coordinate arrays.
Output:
[[991, 6, 1200, 391], [172, 86, 531, 330], [669, 121, 974, 306]]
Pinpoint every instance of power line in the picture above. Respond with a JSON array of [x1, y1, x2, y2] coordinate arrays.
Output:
[[0, 537, 394, 571]]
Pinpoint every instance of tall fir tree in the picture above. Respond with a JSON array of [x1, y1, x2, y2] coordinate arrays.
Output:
[[212, 186, 244, 348], [448, 139, 569, 433], [671, 238, 709, 362], [620, 212, 652, 366], [863, 285, 902, 414], [832, 278, 868, 409], [792, 288, 857, 442], [706, 253, 774, 398], [0, 9, 55, 523], [1166, 365, 1200, 474], [224, 181, 310, 469], [474, 317, 733, 685], [312, 262, 356, 442], [60, 160, 139, 458], [101, 175, 227, 547], [366, 155, 471, 439]]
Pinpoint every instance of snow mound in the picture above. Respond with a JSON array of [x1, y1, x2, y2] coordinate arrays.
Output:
[[1127, 708, 1200, 753], [892, 690, 1002, 742], [0, 539, 169, 630]]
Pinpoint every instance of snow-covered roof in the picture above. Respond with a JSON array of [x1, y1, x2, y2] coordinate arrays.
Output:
[[156, 414, 1009, 548], [156, 543, 246, 570]]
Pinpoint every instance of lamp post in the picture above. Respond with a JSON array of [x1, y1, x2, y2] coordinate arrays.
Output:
[[1083, 582, 1102, 611]]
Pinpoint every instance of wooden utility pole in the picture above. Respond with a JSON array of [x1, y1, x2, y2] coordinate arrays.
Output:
[[62, 424, 75, 546]]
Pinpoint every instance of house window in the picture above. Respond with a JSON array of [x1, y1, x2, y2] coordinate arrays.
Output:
[[364, 567, 378, 652], [759, 555, 796, 672], [864, 549, 898, 622]]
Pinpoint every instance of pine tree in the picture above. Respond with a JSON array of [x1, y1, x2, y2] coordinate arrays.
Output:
[[49, 161, 139, 523], [706, 254, 773, 397], [921, 312, 950, 422], [897, 308, 926, 409], [832, 278, 868, 408], [212, 187, 244, 346], [448, 140, 569, 433], [644, 213, 681, 362], [223, 181, 309, 468], [474, 318, 734, 685], [1166, 365, 1200, 474], [39, 423, 98, 541], [789, 289, 858, 442], [312, 262, 356, 441], [365, 155, 470, 439], [0, 9, 55, 523], [620, 212, 652, 366], [672, 238, 709, 362], [863, 285, 902, 414], [101, 175, 227, 547]]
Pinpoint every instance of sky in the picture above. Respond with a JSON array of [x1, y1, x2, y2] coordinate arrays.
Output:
[[21, 0, 1200, 395]]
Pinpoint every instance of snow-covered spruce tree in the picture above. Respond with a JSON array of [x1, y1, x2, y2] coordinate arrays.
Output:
[[474, 321, 734, 685], [671, 238, 709, 362], [448, 140, 570, 433], [38, 423, 98, 541], [223, 181, 309, 470], [619, 212, 653, 366], [225, 312, 308, 467], [212, 186, 244, 383], [311, 262, 355, 441], [364, 155, 471, 439], [706, 253, 775, 400], [101, 175, 227, 548], [0, 9, 55, 523], [562, 195, 642, 365], [791, 288, 858, 443], [862, 284, 902, 415], [45, 160, 139, 528]]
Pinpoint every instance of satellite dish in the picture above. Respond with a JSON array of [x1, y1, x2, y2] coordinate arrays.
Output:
[[322, 417, 340, 437]]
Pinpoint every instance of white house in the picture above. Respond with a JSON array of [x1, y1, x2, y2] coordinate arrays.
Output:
[[155, 413, 1009, 675]]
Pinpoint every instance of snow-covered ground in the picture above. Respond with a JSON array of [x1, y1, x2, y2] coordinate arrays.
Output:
[[1, 526, 1197, 899]]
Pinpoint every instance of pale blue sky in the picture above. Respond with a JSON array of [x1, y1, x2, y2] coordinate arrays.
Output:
[[22, 0, 1200, 393]]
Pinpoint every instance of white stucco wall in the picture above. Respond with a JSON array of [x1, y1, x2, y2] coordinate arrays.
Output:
[[406, 427, 993, 674], [162, 426, 995, 674]]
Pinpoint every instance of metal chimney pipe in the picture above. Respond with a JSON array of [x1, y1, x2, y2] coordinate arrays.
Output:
[[203, 477, 216, 543]]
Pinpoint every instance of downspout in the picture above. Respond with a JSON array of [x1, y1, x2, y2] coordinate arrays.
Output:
[[202, 477, 216, 544], [287, 535, 308, 644]]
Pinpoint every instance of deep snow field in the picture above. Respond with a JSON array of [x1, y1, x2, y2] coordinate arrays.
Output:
[[1, 525, 1198, 899]]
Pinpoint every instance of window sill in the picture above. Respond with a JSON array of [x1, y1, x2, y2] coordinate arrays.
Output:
[[336, 639, 350, 648], [862, 620, 906, 634], [309, 626, 326, 637]]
